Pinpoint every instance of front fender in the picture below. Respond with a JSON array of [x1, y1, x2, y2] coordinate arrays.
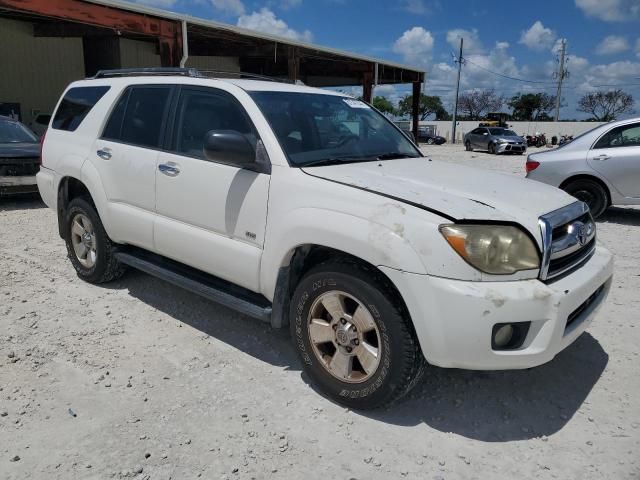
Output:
[[260, 207, 427, 300]]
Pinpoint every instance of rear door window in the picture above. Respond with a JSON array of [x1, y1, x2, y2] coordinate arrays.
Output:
[[594, 123, 640, 149], [52, 86, 110, 132], [102, 85, 172, 149]]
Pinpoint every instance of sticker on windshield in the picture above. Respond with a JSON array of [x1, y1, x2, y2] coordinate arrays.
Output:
[[343, 99, 370, 109]]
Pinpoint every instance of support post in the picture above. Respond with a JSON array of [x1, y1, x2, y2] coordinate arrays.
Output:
[[288, 47, 299, 82], [362, 71, 373, 103], [412, 80, 421, 142]]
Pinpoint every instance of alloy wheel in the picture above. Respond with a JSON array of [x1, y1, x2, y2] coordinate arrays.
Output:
[[70, 213, 97, 268], [307, 290, 382, 383]]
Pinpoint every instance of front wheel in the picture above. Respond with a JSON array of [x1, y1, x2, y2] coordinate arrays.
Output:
[[562, 179, 609, 218], [488, 143, 497, 154], [64, 197, 126, 283], [426, 138, 435, 145], [289, 261, 426, 409], [465, 141, 472, 152]]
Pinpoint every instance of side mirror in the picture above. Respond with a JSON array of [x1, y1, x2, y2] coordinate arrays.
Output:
[[483, 132, 489, 136], [203, 130, 256, 169]]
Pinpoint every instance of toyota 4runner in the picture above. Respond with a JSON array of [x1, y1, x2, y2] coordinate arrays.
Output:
[[37, 68, 614, 409]]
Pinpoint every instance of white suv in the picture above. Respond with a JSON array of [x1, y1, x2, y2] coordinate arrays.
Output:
[[37, 69, 614, 409]]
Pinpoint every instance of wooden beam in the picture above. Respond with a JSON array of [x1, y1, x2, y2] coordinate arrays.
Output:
[[412, 80, 421, 141], [0, 0, 179, 38]]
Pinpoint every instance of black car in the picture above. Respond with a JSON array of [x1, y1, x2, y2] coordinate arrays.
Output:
[[0, 116, 40, 195], [416, 128, 446, 145]]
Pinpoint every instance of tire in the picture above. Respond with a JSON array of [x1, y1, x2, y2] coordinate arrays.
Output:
[[465, 141, 472, 152], [562, 178, 609, 218], [64, 196, 126, 284], [289, 260, 426, 409], [426, 138, 435, 145], [488, 143, 496, 154]]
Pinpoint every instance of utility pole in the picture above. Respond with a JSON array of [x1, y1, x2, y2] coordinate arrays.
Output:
[[554, 39, 569, 121], [451, 37, 464, 144]]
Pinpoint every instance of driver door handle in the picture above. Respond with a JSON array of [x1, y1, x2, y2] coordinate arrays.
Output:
[[158, 163, 180, 177], [593, 154, 610, 161]]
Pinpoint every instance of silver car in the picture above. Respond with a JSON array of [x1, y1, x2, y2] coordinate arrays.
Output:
[[526, 117, 640, 218], [464, 127, 527, 155]]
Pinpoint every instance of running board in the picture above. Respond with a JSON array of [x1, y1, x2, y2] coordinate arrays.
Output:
[[114, 248, 272, 323]]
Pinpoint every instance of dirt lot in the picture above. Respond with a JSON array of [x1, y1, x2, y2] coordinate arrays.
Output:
[[1, 144, 639, 480]]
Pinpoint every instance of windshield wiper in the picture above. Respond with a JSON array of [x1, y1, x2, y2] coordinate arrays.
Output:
[[375, 152, 420, 160], [300, 156, 374, 167]]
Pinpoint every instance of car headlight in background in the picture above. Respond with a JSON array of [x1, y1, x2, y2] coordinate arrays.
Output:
[[439, 224, 540, 275], [496, 139, 507, 144]]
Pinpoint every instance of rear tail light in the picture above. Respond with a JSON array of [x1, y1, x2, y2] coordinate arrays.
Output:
[[525, 160, 540, 173], [39, 130, 46, 166]]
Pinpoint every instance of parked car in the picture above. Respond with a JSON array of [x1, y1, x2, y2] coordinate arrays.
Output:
[[38, 69, 613, 409], [464, 127, 527, 154], [526, 118, 640, 218], [29, 113, 52, 138], [0, 115, 40, 195], [416, 127, 446, 145]]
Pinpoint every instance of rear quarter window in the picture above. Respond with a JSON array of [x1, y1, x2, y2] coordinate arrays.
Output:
[[52, 86, 110, 132]]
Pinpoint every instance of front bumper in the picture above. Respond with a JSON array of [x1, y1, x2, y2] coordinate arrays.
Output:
[[496, 143, 526, 154], [381, 245, 613, 370]]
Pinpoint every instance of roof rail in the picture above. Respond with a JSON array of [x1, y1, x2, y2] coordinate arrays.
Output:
[[92, 67, 199, 79], [90, 67, 291, 83]]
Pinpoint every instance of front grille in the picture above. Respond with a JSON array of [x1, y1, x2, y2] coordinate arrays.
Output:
[[539, 202, 596, 282], [0, 162, 39, 176]]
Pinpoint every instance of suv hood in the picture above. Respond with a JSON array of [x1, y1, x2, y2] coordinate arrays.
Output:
[[303, 157, 575, 243]]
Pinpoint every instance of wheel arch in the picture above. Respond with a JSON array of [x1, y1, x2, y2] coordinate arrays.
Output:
[[56, 176, 93, 238], [270, 244, 410, 330], [559, 174, 612, 207]]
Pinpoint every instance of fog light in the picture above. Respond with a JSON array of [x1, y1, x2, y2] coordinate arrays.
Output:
[[493, 324, 514, 348], [491, 322, 531, 350]]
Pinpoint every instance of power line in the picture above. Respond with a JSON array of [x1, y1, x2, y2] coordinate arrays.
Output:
[[463, 58, 555, 84]]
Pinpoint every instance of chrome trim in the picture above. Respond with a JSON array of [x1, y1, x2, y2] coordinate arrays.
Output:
[[539, 201, 594, 281]]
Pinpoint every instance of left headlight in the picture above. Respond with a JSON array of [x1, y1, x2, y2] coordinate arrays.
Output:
[[439, 224, 540, 275]]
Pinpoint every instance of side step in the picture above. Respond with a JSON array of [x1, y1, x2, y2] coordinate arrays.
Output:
[[114, 248, 272, 323]]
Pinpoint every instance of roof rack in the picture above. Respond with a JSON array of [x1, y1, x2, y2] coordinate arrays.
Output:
[[90, 67, 289, 83]]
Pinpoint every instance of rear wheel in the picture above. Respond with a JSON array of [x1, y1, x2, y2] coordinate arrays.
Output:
[[562, 178, 609, 218], [64, 197, 126, 283], [289, 261, 426, 409], [426, 138, 435, 145]]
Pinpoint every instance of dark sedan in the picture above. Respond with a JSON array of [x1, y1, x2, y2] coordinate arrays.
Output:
[[417, 128, 446, 145], [0, 116, 41, 195]]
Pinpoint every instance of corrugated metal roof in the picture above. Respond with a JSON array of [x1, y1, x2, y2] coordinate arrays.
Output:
[[83, 0, 425, 75]]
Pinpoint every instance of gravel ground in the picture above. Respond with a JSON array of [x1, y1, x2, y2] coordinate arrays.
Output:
[[1, 144, 639, 479]]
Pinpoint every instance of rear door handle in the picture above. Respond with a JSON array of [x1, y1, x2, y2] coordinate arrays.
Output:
[[593, 154, 610, 161], [96, 148, 112, 160], [158, 163, 180, 177]]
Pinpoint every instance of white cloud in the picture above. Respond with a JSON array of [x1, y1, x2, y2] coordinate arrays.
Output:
[[519, 21, 557, 51], [237, 8, 312, 42], [635, 39, 640, 58], [596, 35, 630, 55], [401, 0, 428, 14], [446, 28, 483, 54], [575, 0, 640, 22], [392, 27, 434, 67], [211, 0, 245, 16], [131, 0, 177, 7], [277, 0, 302, 9]]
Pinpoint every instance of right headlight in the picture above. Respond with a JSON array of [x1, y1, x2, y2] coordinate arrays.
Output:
[[439, 224, 540, 275]]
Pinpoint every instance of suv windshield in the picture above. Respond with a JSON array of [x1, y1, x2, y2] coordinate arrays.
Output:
[[250, 92, 421, 166], [0, 118, 38, 144], [489, 128, 518, 136]]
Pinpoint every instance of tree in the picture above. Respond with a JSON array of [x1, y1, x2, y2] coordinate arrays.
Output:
[[372, 96, 395, 115], [457, 89, 504, 120], [397, 94, 448, 120], [508, 93, 556, 121], [577, 89, 634, 121]]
